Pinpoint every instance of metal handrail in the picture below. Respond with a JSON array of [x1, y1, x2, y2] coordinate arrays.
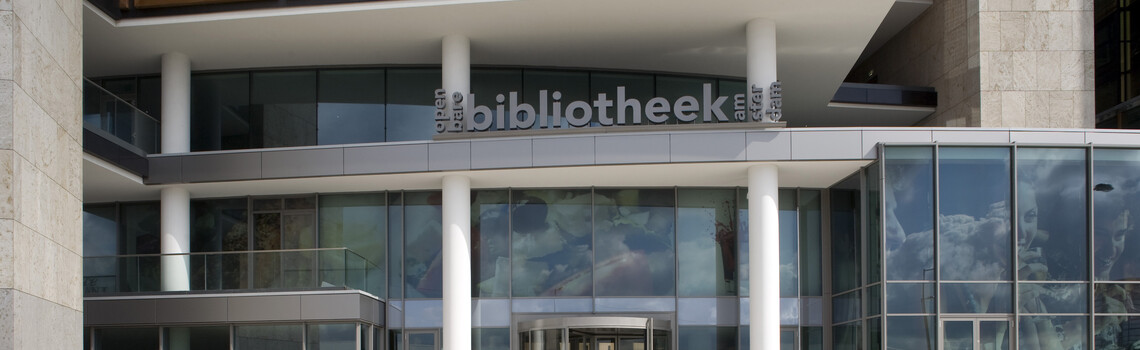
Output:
[[83, 77, 161, 125]]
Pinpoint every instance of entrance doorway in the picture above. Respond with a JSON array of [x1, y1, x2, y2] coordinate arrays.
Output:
[[518, 317, 671, 350], [940, 317, 1011, 350]]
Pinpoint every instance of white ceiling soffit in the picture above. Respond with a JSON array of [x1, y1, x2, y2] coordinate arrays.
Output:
[[83, 157, 869, 203], [853, 0, 934, 67], [83, 0, 896, 127]]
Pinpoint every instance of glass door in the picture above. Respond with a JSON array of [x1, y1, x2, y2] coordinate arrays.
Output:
[[940, 318, 1011, 350]]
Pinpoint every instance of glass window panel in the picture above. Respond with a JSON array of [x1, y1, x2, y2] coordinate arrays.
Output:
[[1017, 148, 1088, 281], [521, 70, 588, 129], [833, 291, 861, 323], [832, 322, 861, 350], [1019, 316, 1087, 350], [254, 198, 282, 211], [886, 316, 935, 350], [404, 300, 443, 328], [655, 75, 717, 124], [472, 190, 510, 297], [1095, 283, 1140, 313], [318, 69, 386, 145], [980, 321, 1011, 350], [137, 76, 161, 120], [779, 189, 799, 296], [1093, 149, 1140, 281], [390, 330, 404, 350], [404, 191, 443, 298], [308, 323, 357, 350], [471, 69, 522, 131], [84, 205, 118, 293], [1097, 316, 1140, 349], [677, 189, 737, 297], [250, 70, 317, 148], [235, 324, 303, 350], [511, 189, 593, 297], [867, 284, 881, 316], [678, 326, 737, 350], [190, 198, 248, 290], [593, 189, 675, 296], [886, 283, 934, 314], [867, 164, 882, 284], [473, 328, 510, 350], [386, 68, 441, 142], [940, 283, 1012, 313], [1019, 283, 1087, 314], [389, 193, 404, 299], [121, 202, 160, 292], [594, 297, 675, 312], [191, 73, 250, 151], [939, 147, 1012, 281], [802, 327, 823, 350], [867, 317, 882, 350], [320, 193, 386, 298], [943, 320, 974, 350], [831, 178, 862, 292], [718, 80, 745, 122], [884, 146, 934, 281], [739, 189, 748, 297], [164, 326, 229, 350], [799, 190, 823, 296], [473, 299, 511, 327], [95, 327, 159, 350], [590, 73, 654, 126]]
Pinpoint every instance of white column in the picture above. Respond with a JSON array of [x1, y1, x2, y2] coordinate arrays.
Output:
[[748, 164, 779, 350], [160, 186, 191, 291], [161, 52, 191, 154], [442, 35, 470, 129], [747, 19, 777, 122], [442, 175, 472, 350]]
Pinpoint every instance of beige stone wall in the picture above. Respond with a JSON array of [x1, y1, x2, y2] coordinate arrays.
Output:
[[0, 0, 84, 349], [978, 0, 1094, 128], [848, 0, 1094, 128]]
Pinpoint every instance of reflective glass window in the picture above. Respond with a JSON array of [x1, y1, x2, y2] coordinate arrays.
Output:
[[802, 327, 824, 350], [1019, 316, 1086, 350], [656, 75, 717, 123], [164, 326, 229, 350], [251, 70, 317, 148], [318, 69, 386, 145], [884, 146, 934, 281], [886, 283, 934, 314], [831, 176, 862, 292], [388, 193, 404, 299], [84, 205, 118, 293], [590, 73, 654, 126], [717, 80, 746, 122], [1095, 283, 1140, 313], [472, 190, 510, 297], [593, 188, 675, 296], [308, 323, 358, 350], [1017, 148, 1087, 281], [137, 76, 162, 120], [867, 317, 882, 350], [320, 193, 387, 298], [386, 69, 441, 142], [521, 70, 588, 129], [886, 316, 935, 350], [511, 189, 593, 297], [799, 190, 823, 296], [95, 327, 158, 350], [473, 328, 510, 350], [471, 69, 522, 131], [833, 291, 861, 323], [780, 189, 799, 297], [1097, 316, 1140, 349], [1019, 283, 1086, 314], [404, 191, 443, 298], [940, 283, 1012, 313], [1093, 149, 1140, 281], [677, 189, 737, 296], [939, 147, 1012, 281], [678, 326, 738, 350], [191, 73, 250, 151], [867, 164, 882, 284], [190, 198, 248, 290], [121, 202, 160, 292], [832, 322, 861, 350], [235, 324, 303, 350]]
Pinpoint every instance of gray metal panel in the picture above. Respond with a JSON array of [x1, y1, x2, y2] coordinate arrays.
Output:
[[228, 295, 301, 322], [1084, 131, 1140, 145], [182, 153, 262, 182], [862, 129, 932, 158], [533, 137, 595, 166], [85, 299, 156, 325], [428, 142, 472, 171], [471, 139, 533, 169], [745, 131, 792, 160], [360, 294, 383, 325], [790, 130, 863, 160], [155, 297, 228, 324], [932, 130, 1011, 143], [669, 132, 746, 162], [146, 156, 183, 184], [262, 148, 344, 178], [594, 134, 670, 164], [300, 293, 362, 321], [343, 144, 428, 174], [1009, 131, 1086, 144]]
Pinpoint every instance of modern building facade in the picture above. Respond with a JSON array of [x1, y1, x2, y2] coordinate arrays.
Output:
[[32, 0, 1140, 349]]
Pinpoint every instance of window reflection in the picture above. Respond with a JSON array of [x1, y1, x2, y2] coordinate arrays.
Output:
[[678, 189, 737, 297], [886, 317, 935, 350], [473, 190, 510, 297], [1019, 316, 1086, 350], [404, 192, 443, 298], [1094, 149, 1140, 281], [593, 189, 676, 296], [1017, 148, 1088, 282], [884, 147, 934, 281], [511, 189, 593, 297]]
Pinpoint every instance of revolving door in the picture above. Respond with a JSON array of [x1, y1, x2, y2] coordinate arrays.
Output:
[[518, 317, 671, 350]]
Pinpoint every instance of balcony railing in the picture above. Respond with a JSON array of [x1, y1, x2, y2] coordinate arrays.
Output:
[[83, 78, 161, 154], [83, 248, 382, 297]]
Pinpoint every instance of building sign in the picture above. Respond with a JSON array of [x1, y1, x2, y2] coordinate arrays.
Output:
[[435, 82, 782, 133]]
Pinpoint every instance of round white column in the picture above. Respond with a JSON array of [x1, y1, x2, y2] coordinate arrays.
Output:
[[746, 19, 777, 122], [748, 164, 779, 350], [160, 186, 191, 291], [161, 52, 191, 154], [442, 34, 470, 102], [442, 175, 472, 350]]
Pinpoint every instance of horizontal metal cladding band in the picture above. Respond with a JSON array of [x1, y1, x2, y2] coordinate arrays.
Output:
[[434, 82, 782, 133]]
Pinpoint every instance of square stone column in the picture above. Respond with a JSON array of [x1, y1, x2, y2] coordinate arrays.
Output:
[[0, 0, 84, 349]]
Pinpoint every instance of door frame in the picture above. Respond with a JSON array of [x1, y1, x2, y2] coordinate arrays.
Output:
[[938, 316, 1014, 350]]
